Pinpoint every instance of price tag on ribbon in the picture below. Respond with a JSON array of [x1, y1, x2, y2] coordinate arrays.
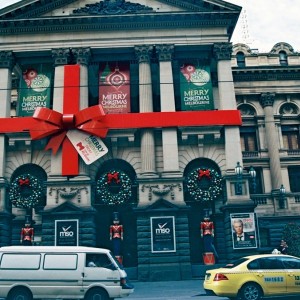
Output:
[[67, 130, 108, 165]]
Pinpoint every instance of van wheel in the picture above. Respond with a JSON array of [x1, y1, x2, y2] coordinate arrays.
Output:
[[8, 288, 33, 300], [85, 288, 109, 300]]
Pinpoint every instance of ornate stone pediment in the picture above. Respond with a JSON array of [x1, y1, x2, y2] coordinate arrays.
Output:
[[73, 0, 153, 15]]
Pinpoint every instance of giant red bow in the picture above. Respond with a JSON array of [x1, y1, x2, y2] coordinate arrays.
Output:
[[18, 178, 30, 186]]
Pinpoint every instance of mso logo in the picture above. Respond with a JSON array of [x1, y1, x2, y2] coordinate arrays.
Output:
[[60, 225, 74, 237], [155, 222, 171, 234]]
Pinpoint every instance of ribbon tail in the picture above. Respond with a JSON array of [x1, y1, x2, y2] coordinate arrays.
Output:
[[30, 122, 61, 140], [45, 132, 67, 155]]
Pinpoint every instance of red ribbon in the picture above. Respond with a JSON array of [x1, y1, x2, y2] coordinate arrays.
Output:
[[107, 172, 120, 184], [18, 178, 30, 186], [198, 169, 211, 179]]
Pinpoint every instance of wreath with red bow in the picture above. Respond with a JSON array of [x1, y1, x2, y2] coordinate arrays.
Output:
[[96, 170, 132, 205], [186, 168, 223, 201], [9, 174, 44, 208]]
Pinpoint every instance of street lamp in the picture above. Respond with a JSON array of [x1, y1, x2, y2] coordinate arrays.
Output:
[[234, 162, 243, 195], [279, 184, 286, 209], [249, 166, 256, 194]]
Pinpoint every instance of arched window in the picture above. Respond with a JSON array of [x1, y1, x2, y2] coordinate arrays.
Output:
[[236, 52, 245, 67], [279, 51, 288, 66]]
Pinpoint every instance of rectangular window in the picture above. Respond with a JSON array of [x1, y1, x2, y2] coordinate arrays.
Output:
[[43, 254, 78, 270], [0, 254, 40, 269], [282, 125, 300, 150], [240, 132, 257, 151], [288, 167, 300, 192]]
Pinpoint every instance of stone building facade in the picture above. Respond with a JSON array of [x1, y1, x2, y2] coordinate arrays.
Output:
[[0, 0, 299, 281]]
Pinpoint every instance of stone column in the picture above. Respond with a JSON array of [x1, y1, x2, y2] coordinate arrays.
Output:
[[213, 43, 243, 171], [135, 45, 157, 177], [156, 45, 180, 177], [0, 51, 15, 245], [72, 47, 91, 177], [51, 48, 71, 176], [260, 93, 282, 190]]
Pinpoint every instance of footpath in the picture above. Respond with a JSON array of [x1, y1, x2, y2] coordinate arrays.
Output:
[[127, 279, 228, 300]]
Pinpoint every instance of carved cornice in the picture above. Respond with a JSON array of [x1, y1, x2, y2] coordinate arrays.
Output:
[[0, 12, 238, 35], [135, 45, 153, 64], [232, 68, 300, 82], [156, 44, 174, 62], [0, 51, 15, 69], [213, 42, 233, 61], [73, 0, 153, 15]]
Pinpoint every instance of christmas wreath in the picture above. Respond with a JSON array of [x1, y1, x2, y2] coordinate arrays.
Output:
[[186, 168, 223, 201], [9, 174, 44, 209], [96, 170, 132, 205]]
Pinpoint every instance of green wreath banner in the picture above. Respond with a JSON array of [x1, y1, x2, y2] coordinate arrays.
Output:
[[96, 170, 132, 205], [9, 174, 44, 209], [186, 168, 223, 201]]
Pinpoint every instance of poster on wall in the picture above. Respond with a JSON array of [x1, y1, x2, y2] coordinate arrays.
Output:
[[55, 219, 78, 246], [230, 213, 257, 249], [151, 216, 176, 253], [180, 63, 214, 111], [99, 62, 130, 114], [17, 65, 52, 116]]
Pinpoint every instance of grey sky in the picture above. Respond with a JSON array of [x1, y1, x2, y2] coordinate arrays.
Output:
[[1, 0, 299, 52]]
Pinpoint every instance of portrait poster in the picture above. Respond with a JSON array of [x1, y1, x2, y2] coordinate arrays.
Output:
[[98, 62, 130, 114], [231, 213, 257, 249], [180, 63, 214, 111], [55, 219, 79, 246], [151, 216, 176, 253], [17, 64, 52, 116]]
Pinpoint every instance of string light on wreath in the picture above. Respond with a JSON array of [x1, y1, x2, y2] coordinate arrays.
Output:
[[96, 170, 132, 205], [9, 174, 44, 209], [186, 168, 223, 201]]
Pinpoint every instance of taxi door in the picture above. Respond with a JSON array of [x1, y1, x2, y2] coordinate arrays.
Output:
[[280, 256, 300, 294], [252, 257, 286, 295]]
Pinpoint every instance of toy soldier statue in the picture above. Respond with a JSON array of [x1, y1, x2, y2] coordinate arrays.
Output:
[[110, 212, 123, 263], [200, 216, 218, 263], [20, 221, 34, 246]]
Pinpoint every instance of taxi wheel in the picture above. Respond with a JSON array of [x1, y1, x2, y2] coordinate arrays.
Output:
[[238, 283, 263, 300]]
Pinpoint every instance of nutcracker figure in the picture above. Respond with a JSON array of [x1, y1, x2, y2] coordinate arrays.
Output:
[[110, 213, 123, 262], [20, 222, 34, 246], [200, 216, 218, 263]]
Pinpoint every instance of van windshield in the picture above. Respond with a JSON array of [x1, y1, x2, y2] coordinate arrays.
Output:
[[109, 252, 124, 269]]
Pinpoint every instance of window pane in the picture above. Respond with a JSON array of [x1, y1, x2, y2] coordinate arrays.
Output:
[[44, 254, 78, 270], [1, 254, 40, 269]]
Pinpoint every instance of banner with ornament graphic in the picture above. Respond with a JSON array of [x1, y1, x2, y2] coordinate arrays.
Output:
[[17, 64, 52, 116], [99, 62, 130, 114], [180, 63, 214, 111]]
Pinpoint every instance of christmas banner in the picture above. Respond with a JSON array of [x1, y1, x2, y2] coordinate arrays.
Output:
[[99, 62, 130, 114], [17, 65, 52, 116], [180, 63, 214, 111]]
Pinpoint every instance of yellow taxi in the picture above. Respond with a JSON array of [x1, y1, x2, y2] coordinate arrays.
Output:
[[203, 254, 300, 300]]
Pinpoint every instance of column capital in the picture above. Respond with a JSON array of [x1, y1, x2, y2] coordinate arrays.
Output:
[[52, 48, 71, 66], [156, 44, 174, 61], [260, 92, 275, 108], [0, 51, 15, 69], [134, 45, 153, 63], [72, 47, 91, 66], [213, 42, 233, 61]]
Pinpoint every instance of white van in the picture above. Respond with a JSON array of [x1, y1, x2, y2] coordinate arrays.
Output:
[[0, 246, 134, 300]]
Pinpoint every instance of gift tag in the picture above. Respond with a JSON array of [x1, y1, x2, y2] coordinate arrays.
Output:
[[66, 130, 108, 165]]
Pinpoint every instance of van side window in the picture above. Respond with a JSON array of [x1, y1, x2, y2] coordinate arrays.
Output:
[[0, 254, 40, 269], [44, 254, 78, 270], [86, 254, 113, 268]]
